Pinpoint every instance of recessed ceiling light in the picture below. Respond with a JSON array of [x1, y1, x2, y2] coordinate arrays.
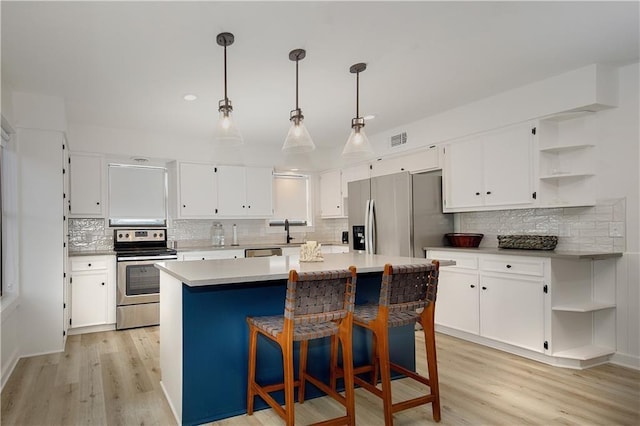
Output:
[[183, 94, 197, 101], [290, 168, 299, 171], [364, 114, 375, 120]]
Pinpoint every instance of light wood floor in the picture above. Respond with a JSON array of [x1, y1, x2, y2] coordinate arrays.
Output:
[[2, 326, 638, 425]]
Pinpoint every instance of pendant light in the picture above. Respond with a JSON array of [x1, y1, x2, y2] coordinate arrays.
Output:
[[341, 62, 373, 159], [282, 49, 315, 153], [214, 32, 243, 146]]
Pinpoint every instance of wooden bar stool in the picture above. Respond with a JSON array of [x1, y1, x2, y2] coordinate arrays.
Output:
[[332, 261, 441, 425], [246, 267, 357, 426]]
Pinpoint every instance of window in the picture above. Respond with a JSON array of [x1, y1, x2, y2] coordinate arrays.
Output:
[[269, 173, 312, 227]]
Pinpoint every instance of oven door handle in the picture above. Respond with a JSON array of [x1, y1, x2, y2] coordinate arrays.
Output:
[[117, 255, 178, 262]]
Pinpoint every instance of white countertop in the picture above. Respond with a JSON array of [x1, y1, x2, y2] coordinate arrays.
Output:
[[155, 252, 452, 287]]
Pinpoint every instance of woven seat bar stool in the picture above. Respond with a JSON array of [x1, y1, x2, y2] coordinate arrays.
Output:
[[246, 267, 357, 426], [331, 261, 441, 425]]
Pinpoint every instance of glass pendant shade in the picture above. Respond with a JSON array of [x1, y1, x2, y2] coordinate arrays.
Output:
[[282, 49, 315, 154], [214, 109, 243, 146], [283, 118, 315, 153], [342, 126, 373, 159]]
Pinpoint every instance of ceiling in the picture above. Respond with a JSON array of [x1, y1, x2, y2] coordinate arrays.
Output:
[[2, 1, 639, 155]]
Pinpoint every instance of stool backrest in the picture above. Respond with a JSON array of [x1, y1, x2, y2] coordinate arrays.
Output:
[[285, 268, 357, 325], [379, 262, 439, 313]]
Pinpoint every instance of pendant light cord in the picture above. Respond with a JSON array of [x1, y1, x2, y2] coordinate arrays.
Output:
[[355, 71, 360, 118], [223, 44, 228, 103], [295, 58, 299, 110]]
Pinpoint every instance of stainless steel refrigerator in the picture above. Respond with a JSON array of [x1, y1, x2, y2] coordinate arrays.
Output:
[[348, 171, 453, 257]]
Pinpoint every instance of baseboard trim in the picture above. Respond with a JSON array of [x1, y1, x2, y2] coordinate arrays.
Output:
[[67, 323, 116, 336], [1, 348, 20, 392], [609, 352, 640, 370]]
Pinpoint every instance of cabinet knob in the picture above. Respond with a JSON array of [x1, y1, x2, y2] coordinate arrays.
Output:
[[475, 192, 480, 196], [506, 264, 512, 268], [486, 191, 492, 195], [482, 286, 487, 290], [101, 282, 105, 286], [470, 284, 475, 288], [88, 263, 92, 267], [183, 204, 186, 208], [96, 202, 100, 205]]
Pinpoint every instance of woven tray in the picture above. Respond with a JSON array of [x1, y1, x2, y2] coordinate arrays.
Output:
[[497, 235, 558, 250]]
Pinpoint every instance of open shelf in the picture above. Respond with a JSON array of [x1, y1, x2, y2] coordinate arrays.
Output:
[[539, 143, 594, 153], [539, 172, 594, 180], [552, 345, 614, 360], [552, 301, 616, 312]]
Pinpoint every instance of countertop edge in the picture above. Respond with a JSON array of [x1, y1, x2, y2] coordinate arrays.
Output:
[[424, 246, 623, 260]]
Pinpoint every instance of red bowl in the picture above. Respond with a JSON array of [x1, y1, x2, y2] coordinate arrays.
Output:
[[445, 233, 484, 248]]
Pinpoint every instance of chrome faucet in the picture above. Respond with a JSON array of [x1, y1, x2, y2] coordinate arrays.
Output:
[[284, 219, 294, 244]]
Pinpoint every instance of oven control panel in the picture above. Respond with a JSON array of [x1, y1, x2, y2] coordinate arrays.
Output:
[[115, 229, 165, 243]]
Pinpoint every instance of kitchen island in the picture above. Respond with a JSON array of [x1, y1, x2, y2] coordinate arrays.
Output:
[[156, 252, 451, 426]]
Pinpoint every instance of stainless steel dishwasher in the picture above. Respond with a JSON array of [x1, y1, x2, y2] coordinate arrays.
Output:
[[244, 248, 283, 257]]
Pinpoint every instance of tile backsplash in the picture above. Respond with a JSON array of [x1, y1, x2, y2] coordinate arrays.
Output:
[[68, 217, 349, 251], [456, 198, 625, 252], [69, 199, 625, 253]]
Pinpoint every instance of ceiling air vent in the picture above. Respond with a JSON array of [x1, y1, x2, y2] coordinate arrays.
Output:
[[390, 132, 407, 148]]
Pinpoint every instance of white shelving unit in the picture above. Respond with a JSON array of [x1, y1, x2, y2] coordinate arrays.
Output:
[[535, 113, 597, 207]]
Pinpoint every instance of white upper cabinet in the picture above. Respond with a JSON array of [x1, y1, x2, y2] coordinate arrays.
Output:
[[245, 167, 273, 217], [340, 164, 370, 198], [69, 153, 104, 217], [443, 121, 535, 212], [370, 146, 440, 177], [217, 166, 273, 218], [319, 169, 343, 218], [178, 162, 218, 218]]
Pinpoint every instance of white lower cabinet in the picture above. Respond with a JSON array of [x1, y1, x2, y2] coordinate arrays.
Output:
[[479, 273, 544, 353], [428, 249, 617, 368], [435, 269, 479, 335], [70, 255, 116, 330], [180, 249, 244, 261]]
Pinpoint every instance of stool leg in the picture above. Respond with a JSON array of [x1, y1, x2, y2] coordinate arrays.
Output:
[[330, 334, 339, 391], [376, 324, 394, 426], [246, 324, 258, 415], [282, 340, 296, 426], [298, 339, 309, 403], [422, 306, 441, 422], [371, 331, 379, 386], [340, 323, 356, 426]]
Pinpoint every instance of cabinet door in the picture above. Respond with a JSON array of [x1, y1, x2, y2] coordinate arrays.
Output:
[[482, 123, 534, 207], [443, 137, 483, 210], [179, 163, 218, 218], [71, 272, 108, 327], [217, 166, 247, 216], [70, 154, 103, 216], [479, 273, 544, 353], [340, 164, 370, 198], [435, 269, 480, 334], [245, 167, 273, 217], [320, 170, 343, 217]]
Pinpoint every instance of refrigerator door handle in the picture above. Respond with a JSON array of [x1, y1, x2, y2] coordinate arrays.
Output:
[[364, 199, 371, 253], [369, 199, 376, 254]]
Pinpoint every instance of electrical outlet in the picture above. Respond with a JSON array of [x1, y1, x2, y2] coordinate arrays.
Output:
[[609, 222, 624, 237]]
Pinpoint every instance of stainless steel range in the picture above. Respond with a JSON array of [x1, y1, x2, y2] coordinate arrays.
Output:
[[114, 228, 177, 329]]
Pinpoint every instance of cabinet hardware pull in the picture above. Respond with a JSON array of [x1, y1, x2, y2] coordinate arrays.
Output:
[[96, 202, 100, 205], [88, 263, 92, 267], [481, 286, 487, 290], [470, 284, 475, 288], [183, 205, 186, 208], [506, 264, 512, 268], [486, 191, 492, 195], [101, 282, 105, 286], [475, 192, 480, 196]]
